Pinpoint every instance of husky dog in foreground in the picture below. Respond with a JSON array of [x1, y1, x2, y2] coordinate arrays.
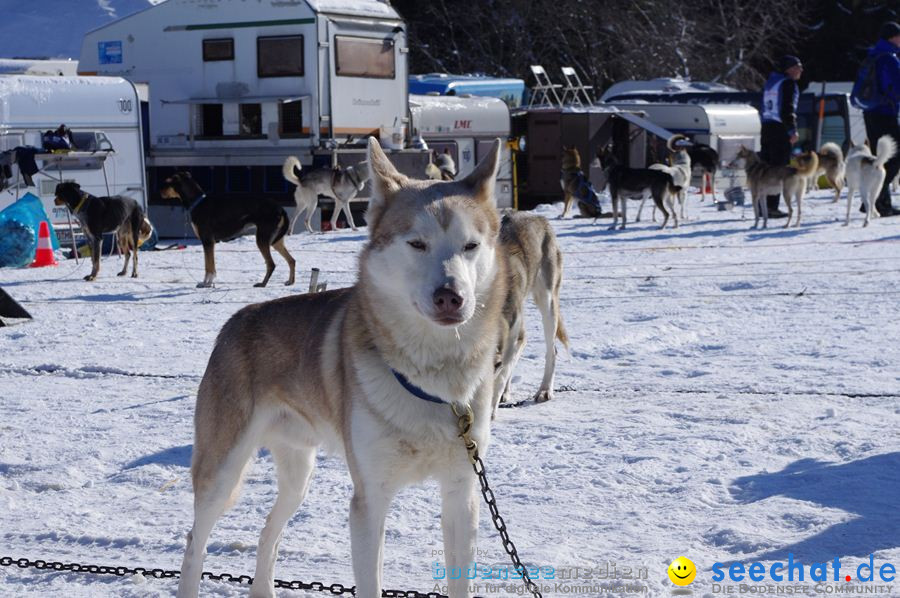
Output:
[[808, 142, 846, 203], [844, 135, 897, 227], [641, 134, 693, 222], [732, 146, 819, 229], [493, 212, 568, 418], [597, 147, 681, 230], [177, 138, 507, 598], [282, 157, 369, 233]]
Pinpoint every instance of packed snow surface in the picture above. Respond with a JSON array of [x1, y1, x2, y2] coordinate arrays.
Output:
[[1, 190, 899, 596]]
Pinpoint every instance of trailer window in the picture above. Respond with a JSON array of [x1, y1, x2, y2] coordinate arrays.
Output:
[[200, 104, 223, 137], [280, 101, 304, 137], [240, 104, 262, 136], [335, 36, 395, 79], [258, 35, 304, 78], [203, 38, 234, 62]]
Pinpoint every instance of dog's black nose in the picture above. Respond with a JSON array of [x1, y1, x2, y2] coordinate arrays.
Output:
[[433, 287, 464, 315]]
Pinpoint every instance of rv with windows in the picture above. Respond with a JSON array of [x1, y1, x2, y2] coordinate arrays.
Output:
[[0, 75, 147, 241], [77, 0, 431, 235], [408, 93, 513, 208]]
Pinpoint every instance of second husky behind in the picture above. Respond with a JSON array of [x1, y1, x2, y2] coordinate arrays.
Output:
[[493, 212, 568, 417]]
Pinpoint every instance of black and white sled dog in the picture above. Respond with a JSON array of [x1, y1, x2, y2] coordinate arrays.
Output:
[[282, 157, 369, 233], [844, 135, 897, 227], [54, 181, 147, 281], [640, 134, 692, 222], [688, 142, 719, 201], [597, 146, 682, 230], [492, 212, 568, 418]]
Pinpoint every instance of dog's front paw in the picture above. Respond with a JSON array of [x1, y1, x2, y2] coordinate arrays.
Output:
[[84, 275, 96, 282], [196, 281, 214, 288], [253, 282, 268, 288]]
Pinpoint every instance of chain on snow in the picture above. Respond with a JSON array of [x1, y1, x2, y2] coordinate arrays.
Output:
[[0, 556, 446, 598]]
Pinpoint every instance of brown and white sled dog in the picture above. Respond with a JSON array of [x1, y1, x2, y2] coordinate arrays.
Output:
[[492, 212, 568, 418], [844, 135, 897, 227], [282, 157, 369, 233], [808, 142, 845, 202], [732, 146, 819, 229], [177, 138, 507, 598]]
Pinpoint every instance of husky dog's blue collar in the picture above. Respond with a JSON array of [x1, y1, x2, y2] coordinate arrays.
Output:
[[188, 194, 206, 212], [391, 369, 448, 405]]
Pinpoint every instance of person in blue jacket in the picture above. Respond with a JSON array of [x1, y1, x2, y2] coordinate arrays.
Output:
[[760, 55, 803, 218], [861, 22, 900, 217]]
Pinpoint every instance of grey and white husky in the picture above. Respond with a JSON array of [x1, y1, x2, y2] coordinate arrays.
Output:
[[493, 212, 568, 418], [282, 156, 369, 233], [177, 137, 507, 598]]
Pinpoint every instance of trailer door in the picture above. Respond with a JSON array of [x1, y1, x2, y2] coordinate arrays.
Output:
[[328, 20, 406, 140]]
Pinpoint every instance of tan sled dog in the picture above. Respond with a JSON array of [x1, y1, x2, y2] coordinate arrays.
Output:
[[493, 212, 568, 418], [732, 146, 819, 229], [177, 137, 506, 598]]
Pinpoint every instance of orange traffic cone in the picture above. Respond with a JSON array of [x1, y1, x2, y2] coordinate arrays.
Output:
[[30, 221, 58, 268]]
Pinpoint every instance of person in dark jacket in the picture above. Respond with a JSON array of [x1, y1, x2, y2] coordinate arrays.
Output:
[[861, 21, 900, 217], [759, 55, 803, 218]]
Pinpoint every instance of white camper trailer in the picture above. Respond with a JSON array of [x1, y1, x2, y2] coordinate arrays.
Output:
[[607, 101, 760, 189], [409, 94, 513, 208], [77, 0, 416, 235], [0, 75, 147, 235]]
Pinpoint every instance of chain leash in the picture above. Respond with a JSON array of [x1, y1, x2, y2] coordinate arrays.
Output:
[[0, 556, 444, 598], [2, 407, 541, 598], [451, 404, 543, 598]]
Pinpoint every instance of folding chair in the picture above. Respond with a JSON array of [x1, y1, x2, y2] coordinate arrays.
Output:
[[527, 65, 563, 108], [560, 66, 594, 106]]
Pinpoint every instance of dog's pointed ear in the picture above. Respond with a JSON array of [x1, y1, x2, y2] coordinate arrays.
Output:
[[367, 136, 407, 202], [460, 138, 500, 203]]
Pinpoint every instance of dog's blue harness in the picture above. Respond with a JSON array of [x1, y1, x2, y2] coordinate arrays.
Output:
[[391, 369, 448, 405], [188, 194, 206, 212], [564, 170, 603, 211]]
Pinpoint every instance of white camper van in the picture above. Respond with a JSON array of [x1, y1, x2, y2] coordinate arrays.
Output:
[[78, 0, 419, 235], [409, 94, 513, 208], [0, 75, 147, 235]]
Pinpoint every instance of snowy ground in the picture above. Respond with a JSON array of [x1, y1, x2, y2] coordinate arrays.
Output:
[[1, 189, 899, 597]]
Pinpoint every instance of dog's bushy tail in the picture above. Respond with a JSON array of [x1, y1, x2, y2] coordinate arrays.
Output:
[[793, 152, 820, 177], [282, 156, 302, 185], [874, 135, 898, 169], [818, 142, 844, 163]]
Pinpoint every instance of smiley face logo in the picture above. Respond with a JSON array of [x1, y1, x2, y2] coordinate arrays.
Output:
[[668, 556, 697, 586]]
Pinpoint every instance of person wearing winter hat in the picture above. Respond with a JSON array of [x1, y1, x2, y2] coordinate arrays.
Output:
[[859, 22, 900, 217], [759, 54, 803, 218]]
